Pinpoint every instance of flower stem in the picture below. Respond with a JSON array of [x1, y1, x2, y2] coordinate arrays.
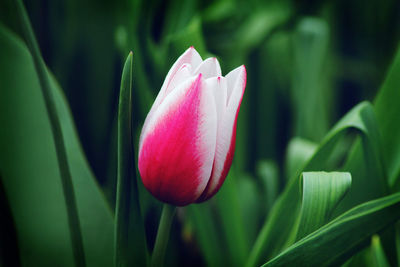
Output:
[[151, 204, 176, 267]]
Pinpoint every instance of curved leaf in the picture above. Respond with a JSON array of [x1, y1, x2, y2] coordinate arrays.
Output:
[[0, 24, 114, 266], [295, 172, 352, 240], [15, 0, 87, 264], [264, 192, 400, 266], [246, 101, 385, 267]]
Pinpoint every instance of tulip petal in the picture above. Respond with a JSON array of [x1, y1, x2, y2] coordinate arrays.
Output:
[[206, 76, 227, 129], [193, 57, 222, 78], [163, 63, 193, 97], [158, 47, 202, 104], [139, 74, 217, 206], [198, 65, 246, 202], [140, 47, 202, 151]]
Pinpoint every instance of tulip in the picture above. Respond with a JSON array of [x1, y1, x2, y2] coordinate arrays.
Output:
[[138, 47, 246, 206]]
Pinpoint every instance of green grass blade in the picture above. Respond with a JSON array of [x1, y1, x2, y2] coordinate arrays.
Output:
[[295, 172, 352, 240], [263, 192, 400, 266], [114, 52, 148, 266], [14, 1, 85, 265]]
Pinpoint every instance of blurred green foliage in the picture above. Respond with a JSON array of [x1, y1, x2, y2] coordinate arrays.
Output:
[[1, 0, 400, 266]]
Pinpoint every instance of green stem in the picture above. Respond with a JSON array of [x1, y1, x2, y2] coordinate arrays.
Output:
[[151, 204, 176, 267], [14, 1, 86, 266]]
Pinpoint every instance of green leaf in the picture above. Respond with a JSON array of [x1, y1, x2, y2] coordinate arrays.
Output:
[[0, 24, 114, 266], [370, 235, 391, 267], [295, 172, 352, 240], [374, 44, 400, 189], [186, 204, 225, 267], [236, 173, 263, 245], [114, 52, 148, 266], [161, 0, 198, 41], [285, 138, 317, 181], [256, 32, 292, 160], [396, 223, 400, 265], [256, 160, 279, 213], [14, 0, 86, 265], [229, 1, 292, 58], [246, 101, 385, 267], [263, 192, 400, 266], [292, 17, 331, 141], [166, 16, 208, 58], [215, 168, 250, 266], [188, 167, 250, 267], [201, 0, 236, 23]]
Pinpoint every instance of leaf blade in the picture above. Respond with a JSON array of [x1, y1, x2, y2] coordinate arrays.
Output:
[[246, 102, 385, 267], [0, 23, 114, 267], [295, 172, 352, 240], [114, 52, 148, 266], [264, 192, 400, 267]]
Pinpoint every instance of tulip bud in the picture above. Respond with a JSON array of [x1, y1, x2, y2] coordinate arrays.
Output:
[[138, 47, 246, 206]]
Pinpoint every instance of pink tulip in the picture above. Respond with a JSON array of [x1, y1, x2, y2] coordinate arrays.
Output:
[[138, 47, 246, 206]]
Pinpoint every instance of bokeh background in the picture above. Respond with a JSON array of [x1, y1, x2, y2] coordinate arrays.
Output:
[[19, 0, 400, 194], [1, 0, 400, 266]]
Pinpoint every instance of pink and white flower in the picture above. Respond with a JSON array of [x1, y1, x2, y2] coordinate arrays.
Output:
[[138, 47, 246, 206]]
